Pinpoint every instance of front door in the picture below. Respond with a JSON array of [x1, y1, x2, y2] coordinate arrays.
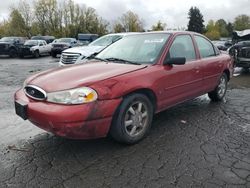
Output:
[[157, 34, 203, 110]]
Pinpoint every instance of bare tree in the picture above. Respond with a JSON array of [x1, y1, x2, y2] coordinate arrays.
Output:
[[120, 11, 144, 32]]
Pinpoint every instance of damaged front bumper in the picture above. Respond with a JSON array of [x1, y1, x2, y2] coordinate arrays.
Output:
[[14, 89, 122, 139]]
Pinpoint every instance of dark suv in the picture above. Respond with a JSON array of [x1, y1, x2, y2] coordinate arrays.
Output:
[[31, 36, 55, 44], [228, 30, 250, 70], [0, 37, 26, 57], [51, 38, 78, 57]]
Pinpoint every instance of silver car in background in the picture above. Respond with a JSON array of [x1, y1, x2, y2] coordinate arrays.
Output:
[[59, 33, 137, 66]]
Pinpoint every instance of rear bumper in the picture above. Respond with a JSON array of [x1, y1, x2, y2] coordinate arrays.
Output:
[[14, 89, 122, 139], [236, 57, 250, 68]]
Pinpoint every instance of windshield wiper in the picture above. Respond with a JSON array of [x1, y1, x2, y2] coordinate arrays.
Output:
[[105, 57, 141, 65], [87, 55, 108, 62]]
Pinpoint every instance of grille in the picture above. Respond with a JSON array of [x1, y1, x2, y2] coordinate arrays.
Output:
[[53, 44, 64, 48], [61, 53, 81, 64], [0, 44, 6, 49], [241, 48, 250, 58], [21, 48, 31, 53], [24, 85, 46, 100]]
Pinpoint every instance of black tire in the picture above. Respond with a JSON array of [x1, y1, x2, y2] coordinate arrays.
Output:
[[19, 54, 24, 58], [208, 73, 228, 102], [9, 48, 18, 58], [34, 50, 40, 58], [110, 93, 153, 144], [51, 52, 57, 58]]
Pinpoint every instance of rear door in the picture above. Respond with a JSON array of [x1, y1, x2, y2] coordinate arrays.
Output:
[[194, 35, 223, 92]]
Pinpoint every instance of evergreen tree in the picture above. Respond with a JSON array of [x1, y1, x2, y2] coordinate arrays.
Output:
[[187, 6, 204, 33], [226, 22, 234, 37]]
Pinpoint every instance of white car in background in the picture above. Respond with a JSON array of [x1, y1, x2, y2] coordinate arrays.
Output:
[[19, 40, 52, 58], [59, 33, 137, 66]]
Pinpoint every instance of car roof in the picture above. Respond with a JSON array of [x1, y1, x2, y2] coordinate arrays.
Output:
[[59, 38, 76, 40], [31, 36, 55, 39], [121, 31, 210, 40], [105, 32, 140, 37], [140, 31, 200, 35], [27, 39, 46, 42]]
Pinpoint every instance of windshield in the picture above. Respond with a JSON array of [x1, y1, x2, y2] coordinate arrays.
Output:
[[96, 33, 170, 64], [0, 37, 17, 42], [89, 35, 121, 47], [24, 40, 38, 46], [57, 38, 72, 43]]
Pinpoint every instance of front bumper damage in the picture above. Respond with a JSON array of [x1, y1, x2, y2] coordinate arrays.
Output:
[[14, 89, 122, 139]]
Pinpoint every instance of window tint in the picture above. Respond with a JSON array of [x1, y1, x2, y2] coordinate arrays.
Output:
[[89, 35, 113, 46], [97, 34, 170, 64], [112, 35, 122, 43], [194, 35, 215, 58], [168, 35, 196, 61]]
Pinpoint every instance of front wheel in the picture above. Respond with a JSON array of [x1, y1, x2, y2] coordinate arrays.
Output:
[[208, 73, 228, 102], [110, 94, 153, 144], [9, 49, 18, 58], [51, 52, 57, 58]]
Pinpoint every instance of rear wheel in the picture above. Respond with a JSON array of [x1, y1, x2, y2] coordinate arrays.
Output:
[[110, 93, 153, 144], [19, 54, 24, 58], [208, 73, 228, 102], [9, 49, 18, 58]]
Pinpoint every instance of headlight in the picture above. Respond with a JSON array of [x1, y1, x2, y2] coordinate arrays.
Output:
[[22, 79, 28, 88], [47, 87, 98, 104]]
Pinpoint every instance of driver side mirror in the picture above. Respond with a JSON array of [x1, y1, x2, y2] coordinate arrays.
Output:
[[163, 57, 186, 66]]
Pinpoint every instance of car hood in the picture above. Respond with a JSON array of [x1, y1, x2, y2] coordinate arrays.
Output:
[[62, 45, 105, 57], [53, 42, 70, 46], [22, 44, 36, 48], [0, 41, 12, 45], [27, 62, 147, 92]]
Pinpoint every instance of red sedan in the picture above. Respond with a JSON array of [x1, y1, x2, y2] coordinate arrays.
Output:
[[15, 32, 233, 144]]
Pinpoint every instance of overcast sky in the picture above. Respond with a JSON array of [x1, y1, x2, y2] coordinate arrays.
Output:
[[1, 0, 250, 29]]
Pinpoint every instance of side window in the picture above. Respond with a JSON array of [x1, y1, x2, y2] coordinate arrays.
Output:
[[168, 35, 196, 62], [194, 35, 216, 58]]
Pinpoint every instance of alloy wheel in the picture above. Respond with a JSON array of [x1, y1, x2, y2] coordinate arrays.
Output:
[[124, 102, 149, 137]]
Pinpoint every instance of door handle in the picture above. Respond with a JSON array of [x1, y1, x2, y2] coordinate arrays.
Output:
[[194, 67, 200, 73]]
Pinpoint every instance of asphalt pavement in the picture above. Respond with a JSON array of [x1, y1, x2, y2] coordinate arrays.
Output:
[[0, 56, 250, 188]]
